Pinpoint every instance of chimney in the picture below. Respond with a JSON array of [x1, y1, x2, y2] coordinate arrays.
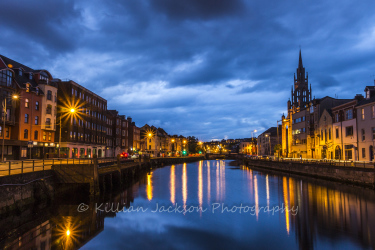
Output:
[[127, 116, 132, 124]]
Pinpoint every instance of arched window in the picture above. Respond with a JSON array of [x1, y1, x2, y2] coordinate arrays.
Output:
[[34, 130, 38, 140], [35, 116, 39, 125], [24, 129, 28, 139], [25, 98, 29, 108]]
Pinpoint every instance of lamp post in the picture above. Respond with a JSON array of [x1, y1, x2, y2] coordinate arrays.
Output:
[[265, 134, 271, 156], [171, 138, 175, 156], [2, 94, 18, 162], [58, 108, 75, 158]]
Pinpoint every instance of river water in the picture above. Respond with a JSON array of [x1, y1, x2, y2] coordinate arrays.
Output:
[[1, 160, 375, 249]]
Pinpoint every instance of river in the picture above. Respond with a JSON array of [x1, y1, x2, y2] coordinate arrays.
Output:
[[1, 160, 374, 249]]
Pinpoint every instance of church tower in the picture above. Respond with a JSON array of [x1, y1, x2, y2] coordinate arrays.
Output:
[[291, 50, 311, 108]]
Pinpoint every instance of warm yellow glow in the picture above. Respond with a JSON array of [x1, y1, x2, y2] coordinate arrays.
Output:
[[148, 133, 152, 137], [266, 175, 270, 208], [171, 139, 175, 142], [7, 64, 13, 68], [12, 95, 18, 99], [283, 176, 290, 235], [199, 141, 203, 145], [254, 175, 259, 220], [182, 163, 187, 207], [70, 108, 76, 113], [147, 173, 153, 201], [207, 161, 211, 202], [254, 129, 257, 132], [198, 160, 203, 208], [66, 229, 71, 236], [170, 165, 175, 204], [183, 140, 186, 144]]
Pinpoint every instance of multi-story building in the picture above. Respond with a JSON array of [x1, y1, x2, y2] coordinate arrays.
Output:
[[308, 97, 353, 159], [0, 55, 57, 159], [120, 115, 128, 153], [55, 80, 107, 158], [239, 139, 257, 155], [332, 98, 362, 161], [127, 117, 141, 153], [258, 127, 280, 156], [105, 110, 115, 157], [356, 84, 375, 161]]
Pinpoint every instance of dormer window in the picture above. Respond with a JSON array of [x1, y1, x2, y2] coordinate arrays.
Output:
[[367, 90, 370, 99], [35, 87, 39, 95], [29, 73, 32, 80], [26, 83, 30, 92], [19, 69, 22, 76]]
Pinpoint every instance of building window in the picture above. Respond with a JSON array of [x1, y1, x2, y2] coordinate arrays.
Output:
[[0, 70, 13, 86], [24, 129, 28, 139], [328, 129, 331, 140], [372, 127, 375, 140], [46, 105, 52, 114], [70, 132, 72, 139], [335, 113, 339, 123], [372, 106, 375, 118], [26, 83, 30, 92], [5, 127, 9, 138], [35, 116, 39, 125], [336, 128, 339, 138], [34, 130, 38, 140], [362, 148, 366, 158], [362, 129, 365, 141], [361, 108, 365, 120], [345, 109, 353, 120], [48, 133, 51, 141], [25, 114, 29, 123], [320, 130, 323, 140], [346, 126, 353, 137], [25, 98, 29, 108], [325, 129, 327, 142], [46, 118, 51, 128], [0, 126, 2, 137], [43, 132, 46, 140], [35, 101, 39, 110], [47, 90, 52, 100]]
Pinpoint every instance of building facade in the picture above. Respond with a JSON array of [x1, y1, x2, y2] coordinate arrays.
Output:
[[55, 80, 107, 158]]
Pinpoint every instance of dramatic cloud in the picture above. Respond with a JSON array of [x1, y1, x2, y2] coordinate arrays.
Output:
[[1, 0, 375, 140]]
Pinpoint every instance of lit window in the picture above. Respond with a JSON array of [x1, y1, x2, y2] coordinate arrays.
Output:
[[25, 99, 29, 108]]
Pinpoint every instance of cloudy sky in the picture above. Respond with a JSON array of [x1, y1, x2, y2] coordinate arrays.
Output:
[[1, 0, 375, 141]]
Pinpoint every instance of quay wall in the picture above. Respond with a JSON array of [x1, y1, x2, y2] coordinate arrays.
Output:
[[0, 156, 205, 215], [244, 159, 375, 189]]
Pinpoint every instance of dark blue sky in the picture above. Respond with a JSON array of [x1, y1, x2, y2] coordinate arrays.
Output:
[[1, 0, 375, 141]]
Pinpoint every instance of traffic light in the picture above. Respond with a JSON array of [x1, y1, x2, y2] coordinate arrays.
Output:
[[182, 150, 187, 155]]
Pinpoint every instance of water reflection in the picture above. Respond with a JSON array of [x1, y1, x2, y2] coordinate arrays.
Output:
[[146, 172, 153, 201], [2, 160, 375, 249], [170, 165, 175, 204], [198, 161, 203, 208], [182, 163, 187, 207], [207, 161, 211, 203]]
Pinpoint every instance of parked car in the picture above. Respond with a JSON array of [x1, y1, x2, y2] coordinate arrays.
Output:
[[120, 152, 128, 158], [131, 154, 139, 159]]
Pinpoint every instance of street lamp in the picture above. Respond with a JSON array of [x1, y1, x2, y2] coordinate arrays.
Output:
[[2, 94, 18, 162], [58, 107, 76, 158], [265, 134, 271, 156]]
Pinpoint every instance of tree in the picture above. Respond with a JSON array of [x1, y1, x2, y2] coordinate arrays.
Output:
[[274, 144, 282, 157]]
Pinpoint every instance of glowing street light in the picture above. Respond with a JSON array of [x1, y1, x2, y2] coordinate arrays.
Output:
[[70, 108, 76, 113], [2, 94, 19, 162]]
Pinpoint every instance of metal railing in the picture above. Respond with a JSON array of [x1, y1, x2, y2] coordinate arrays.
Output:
[[248, 156, 375, 169], [0, 157, 134, 176]]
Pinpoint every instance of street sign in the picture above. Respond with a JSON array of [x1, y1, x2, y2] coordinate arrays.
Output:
[[28, 141, 33, 148]]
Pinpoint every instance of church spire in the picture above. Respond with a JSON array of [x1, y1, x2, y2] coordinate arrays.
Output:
[[298, 49, 303, 69]]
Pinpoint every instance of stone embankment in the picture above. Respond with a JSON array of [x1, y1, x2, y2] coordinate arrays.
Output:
[[244, 159, 375, 189]]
